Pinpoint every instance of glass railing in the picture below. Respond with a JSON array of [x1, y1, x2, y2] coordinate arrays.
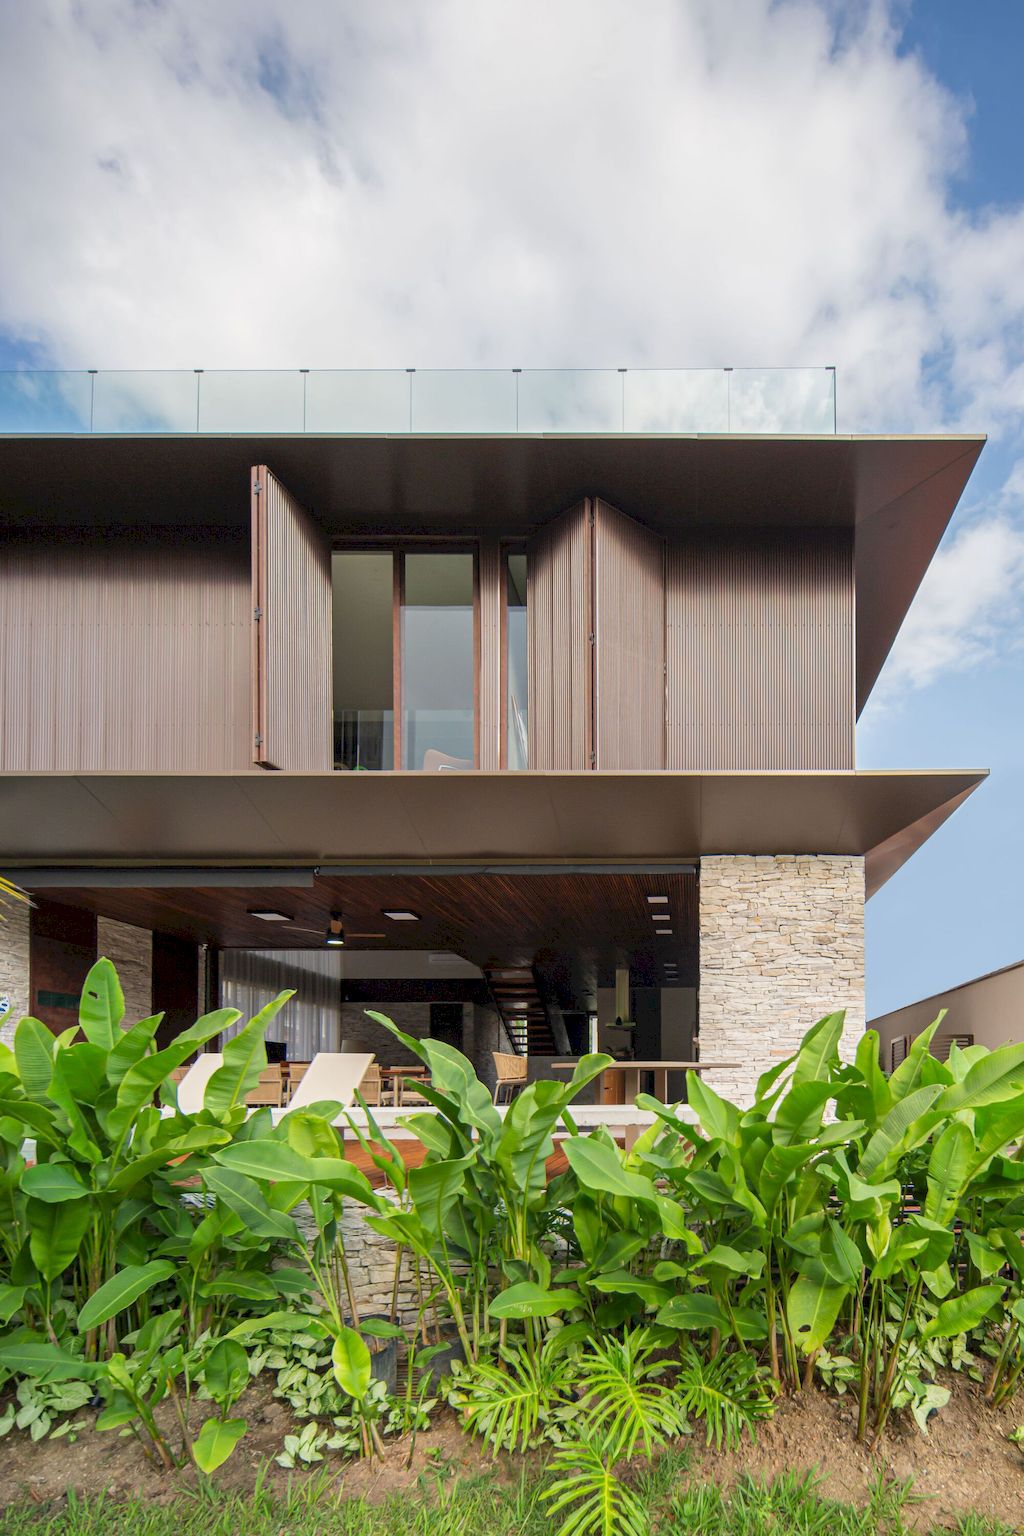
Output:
[[0, 368, 837, 436]]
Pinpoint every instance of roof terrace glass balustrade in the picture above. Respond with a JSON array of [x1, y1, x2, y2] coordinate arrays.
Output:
[[0, 367, 837, 435]]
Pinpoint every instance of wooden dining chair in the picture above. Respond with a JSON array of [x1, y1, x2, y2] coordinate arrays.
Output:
[[245, 1064, 285, 1107], [492, 1051, 528, 1105]]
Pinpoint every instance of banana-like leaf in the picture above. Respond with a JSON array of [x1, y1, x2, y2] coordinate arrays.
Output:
[[14, 1017, 55, 1101], [192, 1416, 247, 1475], [27, 1196, 91, 1281], [331, 1325, 372, 1398], [203, 1167, 300, 1243], [791, 1011, 845, 1088], [204, 992, 294, 1117], [20, 1161, 87, 1203], [213, 1140, 316, 1185], [787, 1268, 849, 1352], [489, 1282, 579, 1318], [78, 957, 125, 1050], [921, 1284, 1004, 1340], [685, 1073, 740, 1145], [563, 1138, 659, 1205], [0, 1338, 103, 1383], [655, 1293, 729, 1332], [887, 1013, 945, 1101], [924, 1120, 973, 1225], [937, 1042, 1024, 1113], [857, 1084, 944, 1180], [77, 1260, 175, 1332]]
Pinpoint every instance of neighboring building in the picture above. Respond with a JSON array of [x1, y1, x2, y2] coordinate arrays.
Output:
[[0, 368, 987, 1101], [872, 959, 1024, 1072]]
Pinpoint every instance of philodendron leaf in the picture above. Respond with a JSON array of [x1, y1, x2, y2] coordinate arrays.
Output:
[[77, 1261, 176, 1333], [331, 1326, 372, 1399], [192, 1416, 247, 1475], [488, 1282, 578, 1318], [78, 958, 125, 1050], [920, 1284, 1004, 1340]]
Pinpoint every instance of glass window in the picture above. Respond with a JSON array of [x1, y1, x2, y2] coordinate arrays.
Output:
[[332, 552, 394, 770], [401, 552, 475, 770], [506, 554, 528, 769]]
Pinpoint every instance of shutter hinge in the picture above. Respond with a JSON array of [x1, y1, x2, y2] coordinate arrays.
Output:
[[589, 750, 597, 767], [253, 480, 263, 494], [588, 632, 595, 646], [254, 606, 263, 620], [255, 733, 263, 748]]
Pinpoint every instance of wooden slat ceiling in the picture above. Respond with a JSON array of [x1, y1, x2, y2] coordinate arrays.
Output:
[[32, 871, 699, 1009]]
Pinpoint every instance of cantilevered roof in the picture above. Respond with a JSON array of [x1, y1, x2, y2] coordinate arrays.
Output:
[[0, 431, 983, 714], [1, 767, 986, 900]]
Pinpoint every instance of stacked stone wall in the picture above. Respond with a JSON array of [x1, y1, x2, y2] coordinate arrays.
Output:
[[698, 855, 865, 1104]]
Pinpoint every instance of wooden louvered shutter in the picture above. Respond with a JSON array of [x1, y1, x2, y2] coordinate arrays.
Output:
[[251, 465, 332, 770]]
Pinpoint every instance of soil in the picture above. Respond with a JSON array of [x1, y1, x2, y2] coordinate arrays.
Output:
[[1, 1375, 1021, 1530]]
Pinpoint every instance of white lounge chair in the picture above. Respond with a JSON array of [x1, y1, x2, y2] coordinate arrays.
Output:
[[174, 1053, 223, 1114], [285, 1052, 375, 1113]]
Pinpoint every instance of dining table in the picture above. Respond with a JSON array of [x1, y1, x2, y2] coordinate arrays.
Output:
[[383, 1064, 430, 1106], [550, 1059, 742, 1106]]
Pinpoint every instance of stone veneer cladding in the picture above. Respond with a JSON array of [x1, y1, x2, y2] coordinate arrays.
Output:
[[97, 917, 152, 1026], [0, 900, 30, 1047], [698, 855, 865, 1105]]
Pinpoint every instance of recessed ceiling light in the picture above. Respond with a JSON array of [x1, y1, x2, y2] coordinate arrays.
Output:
[[647, 895, 669, 904], [248, 910, 292, 922], [657, 930, 674, 937], [383, 910, 420, 922]]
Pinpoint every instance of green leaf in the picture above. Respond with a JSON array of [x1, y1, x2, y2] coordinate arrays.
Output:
[[212, 1140, 316, 1185], [924, 1120, 973, 1225], [685, 1073, 740, 1144], [563, 1138, 659, 1204], [14, 1017, 55, 1100], [20, 1162, 87, 1203], [0, 1339, 102, 1383], [192, 1416, 247, 1475], [488, 1282, 578, 1319], [888, 1014, 945, 1101], [203, 1167, 300, 1243], [0, 1285, 27, 1324], [820, 1220, 862, 1288], [857, 1084, 944, 1180], [28, 1196, 91, 1281], [202, 1339, 250, 1411], [225, 1311, 330, 1342], [331, 1326, 372, 1399], [79, 958, 124, 1049], [791, 1011, 845, 1088], [204, 993, 294, 1116], [106, 1014, 164, 1086], [655, 1293, 729, 1332], [921, 1284, 1004, 1340], [787, 1270, 849, 1353], [77, 1261, 175, 1333], [937, 1043, 1024, 1113]]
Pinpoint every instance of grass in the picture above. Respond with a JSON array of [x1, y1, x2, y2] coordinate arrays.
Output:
[[0, 1462, 1016, 1536]]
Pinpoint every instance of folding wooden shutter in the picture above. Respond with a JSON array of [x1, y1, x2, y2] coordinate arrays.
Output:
[[251, 465, 332, 770], [592, 499, 666, 769], [526, 500, 593, 770]]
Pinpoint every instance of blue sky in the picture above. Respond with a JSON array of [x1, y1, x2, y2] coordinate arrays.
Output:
[[0, 1, 1021, 1019]]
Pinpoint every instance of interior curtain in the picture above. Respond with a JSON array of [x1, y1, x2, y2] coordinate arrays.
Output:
[[218, 948, 343, 1059]]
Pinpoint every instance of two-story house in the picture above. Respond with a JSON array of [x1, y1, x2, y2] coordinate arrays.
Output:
[[0, 368, 986, 1101]]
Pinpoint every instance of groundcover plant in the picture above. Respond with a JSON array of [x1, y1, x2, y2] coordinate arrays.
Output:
[[1, 963, 1023, 1535]]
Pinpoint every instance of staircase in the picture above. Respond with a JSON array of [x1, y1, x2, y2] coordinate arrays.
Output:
[[485, 967, 558, 1056]]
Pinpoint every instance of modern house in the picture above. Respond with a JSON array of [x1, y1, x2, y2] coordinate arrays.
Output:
[[0, 368, 987, 1102], [872, 958, 1024, 1072]]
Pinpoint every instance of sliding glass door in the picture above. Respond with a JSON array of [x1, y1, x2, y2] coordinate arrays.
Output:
[[400, 552, 476, 770], [332, 546, 477, 770]]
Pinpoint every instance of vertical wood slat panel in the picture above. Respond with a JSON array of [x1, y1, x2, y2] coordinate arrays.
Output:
[[527, 500, 592, 769], [665, 531, 854, 770], [593, 500, 665, 769], [0, 532, 250, 770], [478, 537, 501, 769], [253, 466, 333, 771]]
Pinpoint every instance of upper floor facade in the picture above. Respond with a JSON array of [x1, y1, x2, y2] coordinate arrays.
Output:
[[0, 368, 983, 781]]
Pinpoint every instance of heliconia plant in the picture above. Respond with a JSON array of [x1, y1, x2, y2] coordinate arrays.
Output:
[[1, 960, 1024, 1487]]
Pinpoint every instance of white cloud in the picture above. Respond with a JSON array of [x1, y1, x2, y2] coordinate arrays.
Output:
[[2, 0, 1024, 697], [876, 507, 1024, 698]]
